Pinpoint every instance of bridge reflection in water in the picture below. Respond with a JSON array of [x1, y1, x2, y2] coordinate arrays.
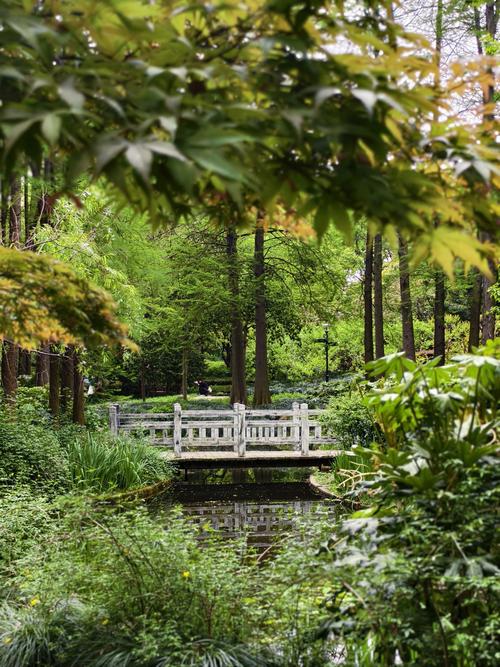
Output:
[[168, 470, 338, 551]]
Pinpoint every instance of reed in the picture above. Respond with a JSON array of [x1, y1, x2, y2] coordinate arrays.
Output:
[[66, 432, 172, 493]]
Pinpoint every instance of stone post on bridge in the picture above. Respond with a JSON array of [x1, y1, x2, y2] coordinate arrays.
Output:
[[300, 403, 310, 455], [174, 403, 182, 457], [234, 403, 246, 457], [109, 403, 119, 436], [292, 402, 300, 451]]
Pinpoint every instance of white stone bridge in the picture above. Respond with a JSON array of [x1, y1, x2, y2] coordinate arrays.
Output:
[[109, 402, 340, 469]]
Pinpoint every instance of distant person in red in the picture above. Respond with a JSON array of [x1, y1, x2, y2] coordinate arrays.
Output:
[[195, 380, 211, 396]]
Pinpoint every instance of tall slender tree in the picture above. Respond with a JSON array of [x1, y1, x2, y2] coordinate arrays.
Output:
[[398, 234, 416, 360], [2, 178, 21, 394], [72, 350, 85, 425], [477, 3, 498, 342], [227, 222, 247, 405], [49, 345, 61, 417], [253, 212, 271, 406], [373, 234, 385, 359], [8, 177, 21, 246], [468, 271, 482, 350], [60, 345, 74, 410], [18, 349, 31, 376], [433, 0, 446, 365], [181, 347, 189, 401], [363, 232, 374, 364], [35, 345, 50, 386], [0, 179, 7, 245], [434, 270, 446, 362]]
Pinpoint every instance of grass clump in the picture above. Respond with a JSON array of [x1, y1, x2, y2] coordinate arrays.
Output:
[[0, 389, 174, 498], [66, 431, 173, 493]]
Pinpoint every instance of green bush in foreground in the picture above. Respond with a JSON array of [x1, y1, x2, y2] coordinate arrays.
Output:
[[0, 505, 332, 666], [321, 389, 380, 449], [320, 343, 500, 666]]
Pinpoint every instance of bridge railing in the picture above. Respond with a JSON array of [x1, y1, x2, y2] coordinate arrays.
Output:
[[109, 402, 334, 457]]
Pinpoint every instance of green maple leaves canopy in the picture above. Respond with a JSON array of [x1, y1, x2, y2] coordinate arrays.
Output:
[[0, 0, 498, 344]]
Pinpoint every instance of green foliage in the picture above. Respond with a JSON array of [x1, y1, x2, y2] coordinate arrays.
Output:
[[1, 0, 497, 263], [0, 247, 132, 350], [0, 505, 330, 666], [322, 390, 381, 450], [0, 490, 57, 569], [320, 343, 500, 665], [0, 408, 70, 495], [10, 387, 51, 425], [205, 360, 229, 378], [65, 432, 173, 493], [0, 390, 173, 497], [115, 395, 231, 415]]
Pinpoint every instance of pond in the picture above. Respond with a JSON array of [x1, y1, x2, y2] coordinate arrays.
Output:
[[152, 467, 339, 552]]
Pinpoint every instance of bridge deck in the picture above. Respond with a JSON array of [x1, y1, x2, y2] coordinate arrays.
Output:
[[162, 449, 341, 469]]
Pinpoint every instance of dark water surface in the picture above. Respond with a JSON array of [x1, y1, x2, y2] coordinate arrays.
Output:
[[151, 468, 338, 551]]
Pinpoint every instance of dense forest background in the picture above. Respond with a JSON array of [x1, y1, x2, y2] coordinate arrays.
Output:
[[1, 0, 497, 416], [0, 1, 498, 666], [3, 181, 496, 409]]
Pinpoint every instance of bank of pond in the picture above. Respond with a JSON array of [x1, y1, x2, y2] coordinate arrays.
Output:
[[1, 348, 498, 666], [1, 464, 348, 667]]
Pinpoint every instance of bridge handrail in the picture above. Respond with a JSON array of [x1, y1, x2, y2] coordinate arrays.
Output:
[[109, 401, 332, 458]]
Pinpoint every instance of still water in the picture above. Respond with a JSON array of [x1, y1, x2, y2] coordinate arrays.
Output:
[[153, 468, 338, 551]]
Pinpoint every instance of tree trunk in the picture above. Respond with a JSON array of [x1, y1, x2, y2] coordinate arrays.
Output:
[[481, 261, 497, 343], [0, 178, 7, 245], [1, 341, 18, 399], [221, 342, 231, 369], [434, 269, 446, 364], [476, 4, 497, 343], [27, 159, 52, 250], [18, 349, 32, 376], [226, 223, 247, 405], [253, 214, 271, 406], [23, 172, 29, 244], [8, 176, 21, 246], [363, 232, 374, 364], [35, 345, 50, 386], [139, 357, 146, 402], [468, 270, 482, 351], [483, 1, 498, 117], [398, 234, 416, 360], [60, 345, 74, 409], [49, 346, 61, 417], [181, 348, 188, 400], [431, 1, 446, 365], [373, 233, 385, 358], [72, 350, 85, 425]]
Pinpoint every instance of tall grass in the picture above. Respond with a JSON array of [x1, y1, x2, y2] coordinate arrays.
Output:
[[66, 432, 173, 493], [329, 451, 372, 494]]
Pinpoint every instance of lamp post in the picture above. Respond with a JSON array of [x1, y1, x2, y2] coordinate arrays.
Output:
[[314, 323, 333, 382]]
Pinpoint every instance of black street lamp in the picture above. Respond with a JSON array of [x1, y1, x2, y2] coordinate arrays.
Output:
[[314, 323, 334, 382]]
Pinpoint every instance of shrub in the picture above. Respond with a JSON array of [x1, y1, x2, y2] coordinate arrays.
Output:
[[321, 389, 380, 449], [0, 508, 260, 666], [65, 431, 174, 493], [0, 412, 70, 495], [3, 386, 51, 426], [0, 489, 58, 570], [320, 343, 500, 666], [0, 504, 334, 667]]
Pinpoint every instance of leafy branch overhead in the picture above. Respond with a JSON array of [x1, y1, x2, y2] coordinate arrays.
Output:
[[0, 248, 134, 350], [0, 0, 498, 272]]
